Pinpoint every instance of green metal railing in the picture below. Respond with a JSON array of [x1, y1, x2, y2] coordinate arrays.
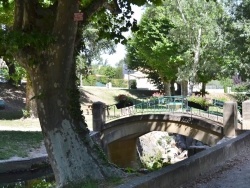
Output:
[[105, 96, 224, 123]]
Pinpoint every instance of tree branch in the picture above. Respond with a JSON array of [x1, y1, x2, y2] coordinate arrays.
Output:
[[13, 0, 24, 30], [81, 0, 107, 23]]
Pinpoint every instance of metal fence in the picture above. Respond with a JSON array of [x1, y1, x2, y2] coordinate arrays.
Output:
[[105, 96, 224, 123]]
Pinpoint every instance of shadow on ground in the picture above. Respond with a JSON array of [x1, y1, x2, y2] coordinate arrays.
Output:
[[0, 83, 26, 120]]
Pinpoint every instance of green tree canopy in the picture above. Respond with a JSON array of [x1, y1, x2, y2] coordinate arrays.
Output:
[[161, 0, 228, 94], [126, 6, 184, 93], [221, 0, 250, 81]]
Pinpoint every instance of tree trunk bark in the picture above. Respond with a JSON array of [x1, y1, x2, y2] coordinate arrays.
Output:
[[5, 60, 19, 86], [201, 82, 206, 97], [188, 28, 202, 96], [25, 77, 38, 118], [163, 81, 171, 96], [181, 80, 188, 96], [170, 80, 175, 96], [29, 64, 124, 187]]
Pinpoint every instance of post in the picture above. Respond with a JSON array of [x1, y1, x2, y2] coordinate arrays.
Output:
[[223, 101, 237, 137], [92, 101, 106, 131], [242, 100, 250, 130]]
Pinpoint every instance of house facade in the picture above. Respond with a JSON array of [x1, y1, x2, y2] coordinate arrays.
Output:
[[123, 65, 157, 90]]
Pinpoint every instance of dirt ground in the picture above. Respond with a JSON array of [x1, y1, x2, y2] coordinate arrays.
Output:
[[0, 83, 26, 112], [178, 144, 250, 188]]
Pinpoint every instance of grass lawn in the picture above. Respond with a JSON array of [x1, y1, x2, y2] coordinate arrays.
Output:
[[0, 131, 43, 160]]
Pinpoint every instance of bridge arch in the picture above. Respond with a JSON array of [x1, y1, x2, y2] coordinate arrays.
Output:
[[102, 114, 223, 146], [101, 114, 223, 168]]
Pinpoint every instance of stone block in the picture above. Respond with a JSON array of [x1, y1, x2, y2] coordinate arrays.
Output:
[[223, 102, 237, 137], [242, 100, 250, 130]]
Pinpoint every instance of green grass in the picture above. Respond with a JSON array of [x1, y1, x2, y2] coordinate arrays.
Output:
[[0, 131, 43, 160]]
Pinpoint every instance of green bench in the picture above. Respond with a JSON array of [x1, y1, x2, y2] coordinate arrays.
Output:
[[212, 99, 224, 108]]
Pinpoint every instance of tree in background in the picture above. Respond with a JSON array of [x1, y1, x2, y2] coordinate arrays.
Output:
[[76, 24, 116, 86], [0, 1, 38, 116], [161, 0, 228, 95], [126, 1, 228, 96], [222, 0, 250, 82], [115, 59, 125, 79], [104, 65, 116, 80], [0, 0, 162, 186], [126, 6, 184, 95]]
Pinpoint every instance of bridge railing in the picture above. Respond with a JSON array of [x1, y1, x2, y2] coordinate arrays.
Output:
[[105, 95, 224, 123]]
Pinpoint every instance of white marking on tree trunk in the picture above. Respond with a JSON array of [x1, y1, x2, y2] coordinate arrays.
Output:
[[47, 119, 105, 186]]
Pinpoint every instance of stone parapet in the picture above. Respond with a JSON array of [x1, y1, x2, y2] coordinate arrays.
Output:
[[223, 102, 237, 137], [242, 100, 250, 130]]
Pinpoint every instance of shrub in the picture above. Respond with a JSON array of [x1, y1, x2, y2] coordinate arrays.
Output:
[[187, 96, 212, 107], [130, 80, 137, 89], [111, 79, 128, 88], [232, 82, 250, 92], [115, 94, 133, 103], [97, 76, 108, 84], [82, 75, 97, 86]]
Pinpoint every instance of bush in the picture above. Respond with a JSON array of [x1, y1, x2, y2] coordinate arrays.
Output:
[[111, 79, 128, 88], [98, 76, 108, 84], [220, 78, 233, 92], [234, 93, 249, 105], [130, 80, 137, 89], [82, 75, 97, 86], [234, 93, 249, 114], [187, 96, 211, 107], [232, 82, 250, 92]]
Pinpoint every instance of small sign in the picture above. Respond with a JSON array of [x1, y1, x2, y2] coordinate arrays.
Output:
[[74, 12, 84, 21]]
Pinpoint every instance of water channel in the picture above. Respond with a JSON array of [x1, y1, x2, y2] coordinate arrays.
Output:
[[0, 167, 54, 187]]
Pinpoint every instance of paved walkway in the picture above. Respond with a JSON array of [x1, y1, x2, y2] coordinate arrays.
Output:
[[179, 143, 250, 188]]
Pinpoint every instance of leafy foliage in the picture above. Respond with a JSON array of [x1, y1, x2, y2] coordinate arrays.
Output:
[[187, 96, 212, 107], [232, 82, 250, 92], [222, 0, 250, 81], [126, 6, 184, 85]]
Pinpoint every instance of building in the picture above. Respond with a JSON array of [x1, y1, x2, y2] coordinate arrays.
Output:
[[123, 65, 157, 90]]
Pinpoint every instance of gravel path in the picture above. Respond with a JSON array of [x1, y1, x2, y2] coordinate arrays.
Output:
[[179, 145, 250, 188]]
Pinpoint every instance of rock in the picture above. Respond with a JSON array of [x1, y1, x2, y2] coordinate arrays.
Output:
[[137, 132, 207, 168], [137, 131, 186, 168]]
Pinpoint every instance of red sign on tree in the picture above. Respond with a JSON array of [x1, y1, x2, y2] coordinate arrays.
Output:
[[74, 12, 84, 21]]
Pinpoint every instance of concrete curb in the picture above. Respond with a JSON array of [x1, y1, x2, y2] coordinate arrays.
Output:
[[0, 155, 49, 173], [117, 131, 250, 188]]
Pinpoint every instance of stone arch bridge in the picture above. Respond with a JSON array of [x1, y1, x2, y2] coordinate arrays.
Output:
[[92, 101, 243, 168]]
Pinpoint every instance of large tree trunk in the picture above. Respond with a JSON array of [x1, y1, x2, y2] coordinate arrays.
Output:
[[181, 80, 188, 96], [5, 60, 19, 86], [25, 77, 38, 118], [201, 82, 206, 97], [32, 75, 124, 186], [163, 81, 171, 96], [188, 28, 202, 96], [170, 80, 176, 96], [13, 1, 125, 187]]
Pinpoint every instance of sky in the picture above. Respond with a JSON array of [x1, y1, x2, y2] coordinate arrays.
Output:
[[100, 5, 144, 67]]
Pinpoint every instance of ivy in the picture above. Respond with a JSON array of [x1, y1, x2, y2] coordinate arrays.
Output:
[[0, 30, 55, 56], [67, 85, 84, 122]]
